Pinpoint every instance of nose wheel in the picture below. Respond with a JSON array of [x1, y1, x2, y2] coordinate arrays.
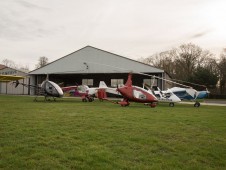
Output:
[[118, 99, 130, 107], [119, 102, 130, 107], [149, 103, 157, 108], [194, 102, 200, 107]]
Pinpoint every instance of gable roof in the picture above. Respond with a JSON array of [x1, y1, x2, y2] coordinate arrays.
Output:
[[29, 46, 164, 75], [0, 64, 7, 70]]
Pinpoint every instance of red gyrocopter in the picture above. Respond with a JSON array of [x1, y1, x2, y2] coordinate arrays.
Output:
[[98, 73, 158, 107]]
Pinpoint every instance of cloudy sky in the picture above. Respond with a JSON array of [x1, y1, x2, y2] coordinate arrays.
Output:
[[0, 0, 226, 70]]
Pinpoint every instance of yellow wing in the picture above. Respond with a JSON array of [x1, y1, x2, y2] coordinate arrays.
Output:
[[0, 75, 24, 82]]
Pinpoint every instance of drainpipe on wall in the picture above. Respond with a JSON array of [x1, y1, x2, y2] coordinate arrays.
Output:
[[162, 72, 164, 90], [6, 82, 7, 94]]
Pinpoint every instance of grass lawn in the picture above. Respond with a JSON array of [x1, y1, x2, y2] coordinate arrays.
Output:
[[1, 95, 226, 169]]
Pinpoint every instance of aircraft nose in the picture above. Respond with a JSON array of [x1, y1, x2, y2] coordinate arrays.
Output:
[[58, 89, 64, 97], [152, 95, 158, 102]]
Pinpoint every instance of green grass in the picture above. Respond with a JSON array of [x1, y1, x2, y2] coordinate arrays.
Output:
[[1, 95, 226, 169]]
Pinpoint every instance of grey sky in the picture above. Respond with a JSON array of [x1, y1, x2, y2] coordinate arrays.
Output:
[[0, 0, 226, 70]]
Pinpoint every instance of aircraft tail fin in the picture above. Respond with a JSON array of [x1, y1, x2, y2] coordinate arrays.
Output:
[[196, 88, 210, 99], [125, 73, 132, 87], [99, 81, 108, 89]]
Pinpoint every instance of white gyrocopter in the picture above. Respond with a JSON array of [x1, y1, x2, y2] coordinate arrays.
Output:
[[137, 72, 209, 107]]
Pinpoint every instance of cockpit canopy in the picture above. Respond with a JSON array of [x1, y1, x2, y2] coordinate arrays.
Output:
[[41, 80, 63, 97]]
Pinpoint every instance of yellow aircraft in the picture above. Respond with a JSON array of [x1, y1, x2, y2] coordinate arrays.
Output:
[[0, 75, 24, 82]]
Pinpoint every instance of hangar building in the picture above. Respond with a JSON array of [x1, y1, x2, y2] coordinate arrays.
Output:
[[0, 64, 29, 95], [29, 46, 166, 95]]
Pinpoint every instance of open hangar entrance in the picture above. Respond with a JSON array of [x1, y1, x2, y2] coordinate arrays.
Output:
[[32, 72, 163, 89]]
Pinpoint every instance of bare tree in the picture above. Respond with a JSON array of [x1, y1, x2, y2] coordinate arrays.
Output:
[[145, 51, 175, 76], [218, 52, 226, 94], [18, 65, 30, 73], [140, 43, 219, 89], [138, 56, 154, 65], [2, 59, 16, 68], [142, 43, 214, 79], [1, 59, 30, 73], [35, 56, 49, 69], [172, 43, 213, 81]]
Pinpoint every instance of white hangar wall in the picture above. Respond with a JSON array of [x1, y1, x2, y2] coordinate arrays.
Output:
[[0, 67, 29, 95]]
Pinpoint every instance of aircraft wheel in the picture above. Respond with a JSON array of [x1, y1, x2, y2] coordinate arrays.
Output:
[[169, 102, 174, 107], [82, 98, 87, 102], [150, 103, 157, 108], [88, 97, 94, 102], [194, 102, 200, 107], [125, 102, 130, 107]]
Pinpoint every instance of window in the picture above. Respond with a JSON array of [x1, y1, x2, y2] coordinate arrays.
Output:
[[143, 78, 157, 86], [133, 89, 146, 100], [82, 79, 93, 86], [111, 79, 124, 87]]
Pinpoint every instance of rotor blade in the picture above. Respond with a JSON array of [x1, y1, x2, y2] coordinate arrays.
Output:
[[134, 72, 191, 88], [170, 78, 207, 88]]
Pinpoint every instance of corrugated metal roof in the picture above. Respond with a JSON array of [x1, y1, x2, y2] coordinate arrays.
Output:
[[29, 46, 164, 75]]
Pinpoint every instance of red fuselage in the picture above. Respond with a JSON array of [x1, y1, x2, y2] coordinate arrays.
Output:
[[117, 85, 158, 103]]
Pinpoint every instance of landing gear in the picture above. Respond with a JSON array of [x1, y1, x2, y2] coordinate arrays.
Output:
[[88, 97, 94, 102], [169, 102, 174, 107], [119, 101, 130, 107], [82, 98, 87, 102], [82, 96, 94, 102], [44, 96, 57, 102], [118, 99, 130, 107], [194, 101, 200, 107], [33, 95, 57, 102], [149, 103, 157, 108]]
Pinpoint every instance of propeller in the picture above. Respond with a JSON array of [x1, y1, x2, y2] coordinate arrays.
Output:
[[12, 80, 20, 88]]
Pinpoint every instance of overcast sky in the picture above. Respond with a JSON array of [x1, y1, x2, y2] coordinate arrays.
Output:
[[0, 0, 226, 70]]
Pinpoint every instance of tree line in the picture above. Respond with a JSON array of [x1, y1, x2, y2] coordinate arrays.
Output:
[[1, 56, 49, 73], [139, 43, 226, 95], [1, 45, 226, 95]]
